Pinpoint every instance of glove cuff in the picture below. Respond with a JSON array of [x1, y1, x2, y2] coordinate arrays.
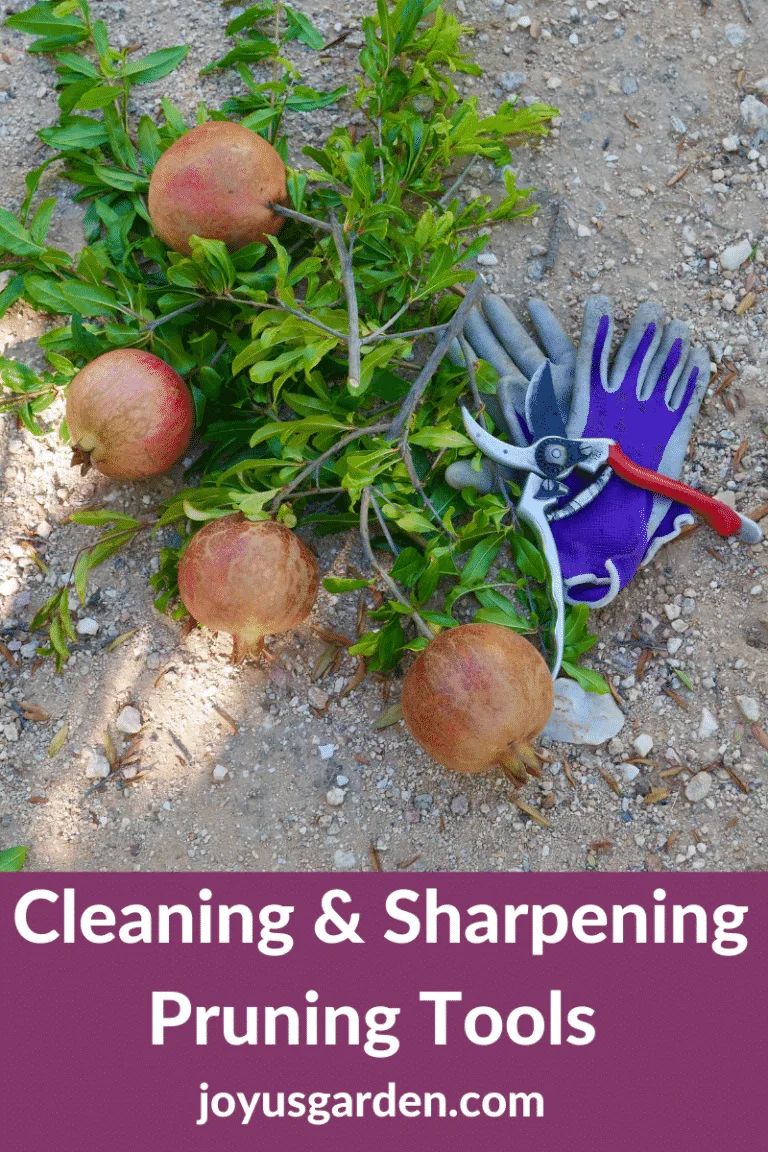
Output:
[[564, 559, 621, 609], [640, 509, 695, 568]]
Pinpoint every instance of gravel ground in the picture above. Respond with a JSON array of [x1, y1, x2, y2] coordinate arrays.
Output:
[[0, 0, 766, 874]]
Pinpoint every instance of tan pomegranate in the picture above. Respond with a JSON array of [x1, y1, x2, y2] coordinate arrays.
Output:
[[177, 514, 319, 661], [401, 623, 554, 783], [148, 121, 287, 255], [65, 348, 193, 481]]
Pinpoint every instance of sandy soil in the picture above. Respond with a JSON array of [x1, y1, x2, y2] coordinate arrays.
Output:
[[0, 0, 766, 874]]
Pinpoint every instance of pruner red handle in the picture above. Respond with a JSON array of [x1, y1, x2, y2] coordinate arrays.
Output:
[[607, 443, 743, 537]]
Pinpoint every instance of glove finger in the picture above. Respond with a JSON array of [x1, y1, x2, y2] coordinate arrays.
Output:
[[497, 375, 530, 446], [527, 298, 576, 367], [463, 307, 526, 383], [667, 344, 710, 413], [483, 296, 546, 378], [570, 295, 614, 437], [640, 320, 689, 403], [653, 348, 711, 485], [447, 336, 470, 368], [445, 459, 495, 495], [609, 302, 664, 394]]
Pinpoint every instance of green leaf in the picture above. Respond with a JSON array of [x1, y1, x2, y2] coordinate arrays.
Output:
[[58, 281, 119, 315], [29, 197, 57, 245], [137, 115, 162, 169], [323, 577, 374, 593], [409, 427, 471, 450], [0, 207, 45, 256], [124, 45, 190, 84], [0, 274, 25, 318], [473, 605, 530, 632], [390, 547, 427, 588], [460, 534, 503, 585], [561, 660, 610, 695], [69, 510, 140, 528], [0, 846, 27, 872], [38, 116, 110, 150], [75, 84, 121, 110], [285, 6, 325, 49]]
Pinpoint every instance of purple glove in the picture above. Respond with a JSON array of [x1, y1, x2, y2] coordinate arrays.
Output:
[[446, 296, 711, 606]]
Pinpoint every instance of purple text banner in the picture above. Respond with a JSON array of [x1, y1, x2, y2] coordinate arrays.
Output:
[[1, 872, 765, 1150]]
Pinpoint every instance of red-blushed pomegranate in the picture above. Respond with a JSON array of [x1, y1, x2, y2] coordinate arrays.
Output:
[[66, 349, 194, 481], [147, 121, 287, 255], [177, 514, 319, 662], [401, 623, 554, 784]]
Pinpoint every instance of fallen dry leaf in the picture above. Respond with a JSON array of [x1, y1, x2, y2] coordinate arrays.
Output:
[[396, 854, 421, 870], [28, 795, 48, 804], [313, 625, 353, 647], [508, 795, 550, 829], [48, 723, 69, 758], [725, 817, 739, 830], [735, 292, 756, 316], [0, 640, 19, 670], [20, 701, 50, 722], [372, 702, 403, 730], [664, 830, 681, 853], [589, 840, 614, 854], [663, 688, 689, 712], [751, 724, 768, 752], [733, 439, 748, 469], [599, 767, 621, 796], [563, 762, 577, 788], [644, 786, 671, 805], [667, 165, 689, 187], [624, 111, 639, 128], [107, 629, 136, 652], [369, 843, 383, 872], [724, 765, 749, 794]]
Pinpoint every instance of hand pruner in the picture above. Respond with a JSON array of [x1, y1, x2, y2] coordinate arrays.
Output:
[[461, 362, 763, 679]]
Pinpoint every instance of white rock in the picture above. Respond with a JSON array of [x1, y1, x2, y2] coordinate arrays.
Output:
[[664, 602, 681, 620], [477, 253, 498, 266], [667, 637, 683, 655], [685, 772, 712, 803], [722, 135, 740, 153], [720, 239, 752, 272], [724, 24, 746, 48], [212, 764, 228, 781], [543, 678, 624, 745], [740, 94, 768, 131], [35, 521, 52, 539], [620, 763, 640, 783], [85, 751, 111, 780], [326, 786, 345, 807], [4, 723, 19, 742], [633, 733, 654, 757], [76, 617, 99, 636], [577, 224, 592, 238], [307, 686, 329, 710], [319, 743, 336, 760], [0, 576, 20, 597], [754, 77, 768, 97], [697, 707, 719, 740], [115, 705, 142, 734], [333, 849, 357, 870], [736, 696, 760, 722]]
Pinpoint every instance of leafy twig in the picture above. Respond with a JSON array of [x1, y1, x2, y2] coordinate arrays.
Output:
[[271, 421, 390, 512], [330, 216, 361, 392], [387, 274, 486, 441], [360, 488, 433, 640]]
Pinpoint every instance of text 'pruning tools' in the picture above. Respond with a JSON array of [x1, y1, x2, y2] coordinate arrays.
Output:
[[461, 361, 763, 680]]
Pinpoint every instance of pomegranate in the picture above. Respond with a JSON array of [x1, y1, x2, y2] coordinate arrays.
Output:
[[148, 121, 287, 255], [401, 623, 554, 784], [177, 514, 319, 661], [65, 349, 193, 481]]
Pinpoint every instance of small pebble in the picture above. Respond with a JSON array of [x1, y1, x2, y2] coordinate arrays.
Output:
[[720, 238, 752, 271], [326, 786, 345, 807], [724, 24, 746, 49], [319, 743, 336, 760], [451, 794, 469, 816], [697, 707, 719, 740], [212, 764, 228, 781], [721, 135, 740, 153], [499, 71, 526, 92], [477, 253, 498, 266], [76, 617, 99, 636], [333, 849, 357, 870], [735, 696, 760, 723], [115, 706, 142, 735], [85, 751, 110, 780], [308, 686, 329, 710], [685, 772, 712, 803], [633, 733, 654, 757]]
